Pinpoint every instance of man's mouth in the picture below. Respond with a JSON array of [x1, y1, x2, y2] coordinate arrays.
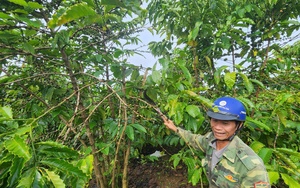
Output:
[[214, 132, 225, 136]]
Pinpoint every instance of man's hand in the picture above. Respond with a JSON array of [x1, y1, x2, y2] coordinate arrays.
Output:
[[163, 118, 178, 132]]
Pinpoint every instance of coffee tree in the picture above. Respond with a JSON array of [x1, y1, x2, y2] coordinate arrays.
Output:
[[0, 0, 149, 187], [147, 0, 300, 187], [1, 0, 299, 187]]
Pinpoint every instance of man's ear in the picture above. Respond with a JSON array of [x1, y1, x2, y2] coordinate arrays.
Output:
[[236, 121, 244, 130], [238, 122, 244, 130]]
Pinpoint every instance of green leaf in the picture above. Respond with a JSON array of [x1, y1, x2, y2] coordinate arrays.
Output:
[[0, 151, 14, 163], [178, 62, 192, 83], [23, 43, 35, 54], [14, 15, 43, 27], [167, 94, 179, 117], [130, 123, 147, 133], [238, 18, 255, 25], [274, 93, 293, 107], [247, 117, 272, 132], [113, 49, 124, 58], [282, 20, 300, 25], [41, 159, 86, 178], [188, 21, 202, 41], [56, 3, 96, 26], [36, 141, 79, 158], [96, 142, 110, 155], [17, 167, 37, 188], [33, 169, 46, 187], [44, 87, 55, 101], [172, 155, 181, 168], [76, 155, 93, 176], [130, 69, 141, 82], [174, 102, 185, 125], [239, 46, 250, 57], [14, 126, 31, 136], [205, 56, 212, 68], [281, 173, 300, 188], [125, 125, 134, 141], [249, 79, 265, 88], [110, 64, 122, 79], [184, 90, 213, 108], [183, 157, 195, 170], [45, 169, 66, 188], [191, 168, 201, 185], [73, 179, 86, 188], [0, 12, 11, 19], [224, 72, 236, 89], [258, 148, 273, 164], [239, 72, 253, 93], [237, 8, 245, 18], [169, 136, 180, 146], [268, 171, 279, 185], [277, 110, 287, 126], [274, 150, 298, 171], [5, 135, 31, 161], [95, 54, 103, 62], [101, 0, 125, 6], [214, 65, 228, 84], [8, 157, 26, 187], [250, 140, 265, 153], [152, 70, 161, 84], [0, 162, 11, 180], [8, 0, 28, 7], [186, 105, 200, 118], [0, 75, 20, 85], [27, 2, 43, 9], [0, 106, 13, 119], [286, 120, 300, 130], [275, 148, 300, 157], [237, 97, 255, 109], [221, 36, 231, 49]]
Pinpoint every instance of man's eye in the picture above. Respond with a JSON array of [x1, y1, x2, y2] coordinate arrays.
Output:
[[211, 119, 217, 122]]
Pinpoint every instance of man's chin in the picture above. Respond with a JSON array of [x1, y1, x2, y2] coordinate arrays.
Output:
[[215, 137, 226, 141]]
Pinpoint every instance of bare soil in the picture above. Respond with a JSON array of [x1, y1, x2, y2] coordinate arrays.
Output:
[[128, 156, 202, 188]]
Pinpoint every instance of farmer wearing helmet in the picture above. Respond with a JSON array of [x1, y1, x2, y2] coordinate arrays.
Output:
[[163, 96, 270, 188]]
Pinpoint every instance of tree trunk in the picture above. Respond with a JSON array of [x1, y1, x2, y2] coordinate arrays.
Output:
[[122, 141, 131, 188], [60, 48, 106, 188]]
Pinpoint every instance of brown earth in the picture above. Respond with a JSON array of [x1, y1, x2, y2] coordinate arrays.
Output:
[[128, 156, 204, 188], [88, 156, 202, 188]]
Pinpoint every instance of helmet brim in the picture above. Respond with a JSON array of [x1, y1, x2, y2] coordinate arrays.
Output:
[[207, 110, 240, 121]]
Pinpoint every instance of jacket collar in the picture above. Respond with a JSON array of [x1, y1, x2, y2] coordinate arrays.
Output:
[[210, 135, 241, 164]]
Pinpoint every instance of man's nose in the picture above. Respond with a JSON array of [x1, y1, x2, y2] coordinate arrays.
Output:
[[212, 122, 222, 129]]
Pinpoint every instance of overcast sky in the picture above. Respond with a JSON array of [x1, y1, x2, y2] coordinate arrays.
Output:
[[124, 8, 300, 71], [126, 28, 161, 69]]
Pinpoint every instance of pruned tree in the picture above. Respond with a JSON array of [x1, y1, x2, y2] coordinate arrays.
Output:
[[147, 0, 300, 187]]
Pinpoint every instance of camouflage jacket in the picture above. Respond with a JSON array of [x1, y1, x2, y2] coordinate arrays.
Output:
[[177, 128, 270, 188]]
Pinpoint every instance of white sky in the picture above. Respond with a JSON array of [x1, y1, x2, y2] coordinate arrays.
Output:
[[124, 4, 300, 70], [126, 28, 160, 69]]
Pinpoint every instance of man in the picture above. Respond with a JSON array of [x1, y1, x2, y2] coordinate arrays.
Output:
[[163, 96, 270, 188]]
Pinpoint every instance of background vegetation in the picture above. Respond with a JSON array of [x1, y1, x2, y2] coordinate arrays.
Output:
[[0, 0, 299, 187]]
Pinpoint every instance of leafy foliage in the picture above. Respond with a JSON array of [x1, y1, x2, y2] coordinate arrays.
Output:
[[0, 0, 299, 188], [1, 0, 148, 187], [0, 106, 93, 187], [147, 0, 300, 187]]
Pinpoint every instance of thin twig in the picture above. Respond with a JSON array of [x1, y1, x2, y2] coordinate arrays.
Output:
[[273, 115, 280, 149]]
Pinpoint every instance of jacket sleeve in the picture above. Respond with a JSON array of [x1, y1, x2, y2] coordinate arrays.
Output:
[[240, 164, 271, 188], [176, 127, 211, 153]]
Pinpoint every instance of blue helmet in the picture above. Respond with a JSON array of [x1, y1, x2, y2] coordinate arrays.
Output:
[[207, 97, 246, 121]]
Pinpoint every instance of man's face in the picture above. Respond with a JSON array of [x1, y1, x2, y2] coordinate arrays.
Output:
[[210, 118, 237, 140]]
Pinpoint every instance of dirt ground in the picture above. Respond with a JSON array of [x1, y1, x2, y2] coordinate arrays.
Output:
[[128, 156, 202, 188], [89, 147, 207, 188]]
